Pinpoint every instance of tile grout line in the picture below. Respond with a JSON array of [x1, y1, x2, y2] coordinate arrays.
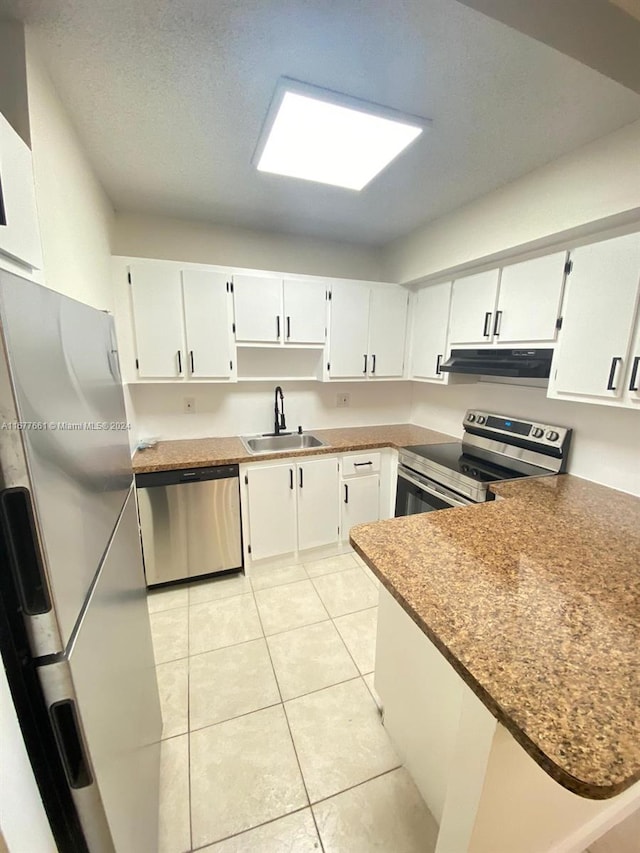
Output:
[[187, 805, 312, 853], [249, 577, 326, 853], [310, 764, 404, 810]]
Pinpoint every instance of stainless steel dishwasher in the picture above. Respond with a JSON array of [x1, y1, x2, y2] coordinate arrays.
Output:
[[135, 465, 243, 586]]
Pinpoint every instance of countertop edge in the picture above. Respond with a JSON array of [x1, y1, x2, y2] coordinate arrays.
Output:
[[349, 536, 639, 801]]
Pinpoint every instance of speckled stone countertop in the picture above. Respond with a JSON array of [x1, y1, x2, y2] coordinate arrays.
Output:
[[350, 475, 640, 800], [132, 424, 454, 473]]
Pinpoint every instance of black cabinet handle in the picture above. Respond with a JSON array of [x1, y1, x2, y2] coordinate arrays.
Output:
[[353, 461, 373, 467], [629, 356, 640, 392], [299, 467, 303, 488], [436, 354, 443, 375], [289, 468, 294, 490], [176, 350, 182, 374], [371, 354, 376, 374], [286, 316, 291, 339], [0, 487, 51, 615], [189, 350, 194, 373], [493, 311, 502, 337], [344, 483, 349, 504], [363, 354, 368, 374], [606, 357, 622, 391], [483, 312, 492, 337], [276, 316, 281, 339]]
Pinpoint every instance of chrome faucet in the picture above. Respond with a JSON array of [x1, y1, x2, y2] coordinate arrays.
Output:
[[274, 386, 287, 435]]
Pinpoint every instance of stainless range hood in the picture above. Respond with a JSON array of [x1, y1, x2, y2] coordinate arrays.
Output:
[[439, 348, 553, 379]]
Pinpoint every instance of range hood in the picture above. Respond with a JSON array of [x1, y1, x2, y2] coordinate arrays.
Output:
[[439, 348, 553, 379]]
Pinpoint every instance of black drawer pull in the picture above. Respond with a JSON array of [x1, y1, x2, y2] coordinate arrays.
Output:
[[363, 354, 368, 374], [606, 356, 622, 391], [289, 468, 294, 490], [436, 354, 443, 375], [299, 467, 303, 488], [276, 316, 281, 339], [483, 312, 492, 337], [189, 350, 194, 373], [286, 316, 291, 339], [344, 484, 349, 504], [176, 350, 182, 374], [371, 354, 376, 374], [493, 311, 502, 337], [353, 461, 373, 467]]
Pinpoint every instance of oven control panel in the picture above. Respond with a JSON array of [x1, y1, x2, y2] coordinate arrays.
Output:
[[464, 410, 570, 449]]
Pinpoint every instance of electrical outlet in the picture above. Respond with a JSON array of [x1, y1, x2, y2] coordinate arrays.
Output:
[[184, 397, 196, 414], [336, 393, 350, 408]]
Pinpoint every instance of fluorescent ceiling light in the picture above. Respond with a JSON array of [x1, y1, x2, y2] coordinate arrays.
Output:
[[255, 79, 430, 191]]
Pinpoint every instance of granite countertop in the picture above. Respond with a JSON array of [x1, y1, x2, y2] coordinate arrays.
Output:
[[132, 423, 454, 473], [350, 475, 640, 800]]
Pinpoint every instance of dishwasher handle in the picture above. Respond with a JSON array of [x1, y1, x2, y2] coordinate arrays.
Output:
[[136, 465, 239, 488]]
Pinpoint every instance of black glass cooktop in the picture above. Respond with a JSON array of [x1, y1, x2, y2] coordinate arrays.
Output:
[[403, 442, 546, 484]]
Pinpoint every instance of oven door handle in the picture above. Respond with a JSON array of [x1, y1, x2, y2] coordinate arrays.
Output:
[[397, 466, 473, 509]]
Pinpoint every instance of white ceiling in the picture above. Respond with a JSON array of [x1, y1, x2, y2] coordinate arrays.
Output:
[[2, 0, 640, 245]]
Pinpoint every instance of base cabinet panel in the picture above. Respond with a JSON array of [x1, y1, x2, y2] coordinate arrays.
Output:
[[246, 464, 297, 561], [341, 474, 380, 540], [297, 458, 339, 550]]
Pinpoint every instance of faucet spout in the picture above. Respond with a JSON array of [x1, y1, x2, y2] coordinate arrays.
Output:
[[274, 386, 286, 435]]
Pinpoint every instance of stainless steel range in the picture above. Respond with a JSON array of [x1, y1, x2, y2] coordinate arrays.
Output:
[[395, 410, 572, 515]]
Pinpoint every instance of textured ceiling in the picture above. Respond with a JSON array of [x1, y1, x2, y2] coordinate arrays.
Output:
[[2, 0, 640, 245]]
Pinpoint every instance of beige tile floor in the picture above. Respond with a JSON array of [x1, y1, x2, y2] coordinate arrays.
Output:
[[147, 549, 438, 852]]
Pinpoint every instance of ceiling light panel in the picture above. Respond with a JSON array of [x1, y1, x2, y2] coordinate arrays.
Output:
[[255, 80, 429, 191]]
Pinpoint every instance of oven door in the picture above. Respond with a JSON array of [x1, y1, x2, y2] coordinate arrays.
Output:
[[395, 464, 475, 516]]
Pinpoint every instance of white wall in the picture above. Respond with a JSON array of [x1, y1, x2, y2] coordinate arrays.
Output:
[[112, 212, 384, 281], [130, 380, 412, 443], [25, 32, 115, 311], [410, 381, 640, 496], [383, 119, 640, 284]]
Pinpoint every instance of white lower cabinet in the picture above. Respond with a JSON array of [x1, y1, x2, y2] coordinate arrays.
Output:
[[297, 458, 340, 550], [341, 474, 380, 540], [244, 457, 339, 560], [245, 463, 297, 561]]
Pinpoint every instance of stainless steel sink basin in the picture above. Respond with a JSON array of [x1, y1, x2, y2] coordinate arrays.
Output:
[[241, 432, 328, 455]]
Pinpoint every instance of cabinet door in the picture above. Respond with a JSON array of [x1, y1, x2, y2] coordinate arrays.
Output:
[[182, 270, 233, 378], [552, 233, 640, 401], [129, 263, 185, 378], [328, 282, 371, 378], [341, 475, 380, 540], [410, 282, 452, 380], [233, 275, 282, 342], [0, 114, 42, 269], [496, 252, 566, 343], [297, 458, 339, 551], [246, 464, 297, 560], [368, 287, 408, 377], [283, 280, 327, 344], [448, 270, 499, 346]]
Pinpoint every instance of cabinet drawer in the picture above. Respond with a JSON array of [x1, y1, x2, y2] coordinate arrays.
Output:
[[341, 452, 381, 476]]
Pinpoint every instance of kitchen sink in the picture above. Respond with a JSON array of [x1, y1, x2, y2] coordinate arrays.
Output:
[[241, 432, 328, 455]]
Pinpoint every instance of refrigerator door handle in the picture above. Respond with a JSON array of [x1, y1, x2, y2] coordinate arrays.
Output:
[[0, 486, 51, 615], [49, 699, 94, 789]]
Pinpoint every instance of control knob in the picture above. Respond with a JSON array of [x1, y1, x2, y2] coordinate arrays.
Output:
[[467, 413, 476, 422], [476, 415, 486, 424], [546, 430, 560, 442], [531, 427, 544, 438]]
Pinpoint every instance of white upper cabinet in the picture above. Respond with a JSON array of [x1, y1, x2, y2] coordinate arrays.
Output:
[[233, 274, 282, 343], [549, 233, 640, 404], [328, 281, 407, 379], [496, 252, 566, 344], [283, 280, 327, 344], [410, 282, 452, 381], [182, 270, 233, 379], [296, 458, 339, 551], [448, 270, 500, 346], [328, 281, 371, 378], [0, 114, 42, 270], [368, 287, 409, 378], [129, 263, 185, 378]]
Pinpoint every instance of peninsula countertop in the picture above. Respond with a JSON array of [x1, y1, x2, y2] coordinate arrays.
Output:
[[131, 423, 455, 473], [350, 475, 640, 800]]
